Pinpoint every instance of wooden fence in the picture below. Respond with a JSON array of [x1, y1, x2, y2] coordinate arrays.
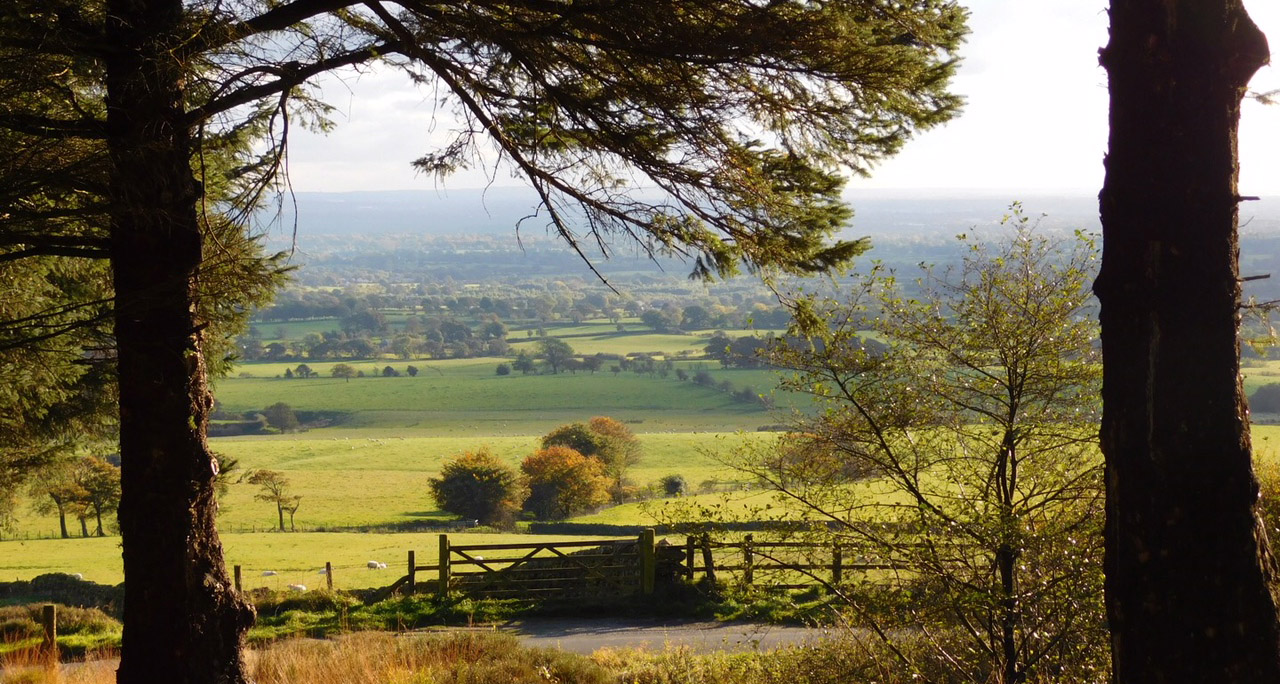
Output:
[[697, 533, 899, 589], [337, 530, 904, 603]]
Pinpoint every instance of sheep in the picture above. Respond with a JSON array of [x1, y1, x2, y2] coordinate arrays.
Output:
[[377, 562, 387, 569], [287, 584, 306, 592], [261, 570, 278, 577], [318, 567, 328, 574], [367, 560, 381, 569], [71, 573, 84, 580]]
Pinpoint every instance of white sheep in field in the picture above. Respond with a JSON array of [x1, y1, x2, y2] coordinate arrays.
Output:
[[71, 573, 84, 580], [378, 562, 387, 569], [287, 584, 307, 592], [367, 560, 381, 569], [261, 571, 278, 577]]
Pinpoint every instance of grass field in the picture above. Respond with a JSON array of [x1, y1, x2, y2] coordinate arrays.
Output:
[[20, 328, 1280, 587], [9, 431, 772, 539], [0, 532, 628, 591], [214, 358, 780, 435]]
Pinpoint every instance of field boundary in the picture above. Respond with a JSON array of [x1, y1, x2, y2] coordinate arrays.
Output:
[[334, 530, 905, 603]]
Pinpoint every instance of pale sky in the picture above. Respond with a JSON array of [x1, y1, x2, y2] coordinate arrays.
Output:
[[283, 1, 1280, 196]]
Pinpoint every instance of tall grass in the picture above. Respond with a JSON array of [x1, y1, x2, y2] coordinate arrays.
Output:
[[3, 629, 1095, 684]]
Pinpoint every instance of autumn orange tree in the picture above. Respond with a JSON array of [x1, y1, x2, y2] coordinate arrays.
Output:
[[542, 417, 643, 502], [521, 446, 611, 521]]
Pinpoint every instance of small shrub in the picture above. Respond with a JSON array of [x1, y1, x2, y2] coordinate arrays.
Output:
[[495, 363, 512, 376], [429, 449, 526, 528], [660, 474, 688, 497]]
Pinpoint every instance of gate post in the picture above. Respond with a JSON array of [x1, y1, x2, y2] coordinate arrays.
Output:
[[832, 543, 843, 585], [743, 534, 754, 585], [701, 532, 717, 584], [640, 528, 656, 595], [407, 550, 416, 594], [42, 604, 56, 663], [685, 536, 696, 581], [438, 534, 451, 597]]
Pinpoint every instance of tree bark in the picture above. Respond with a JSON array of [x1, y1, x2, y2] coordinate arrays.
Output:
[[106, 0, 254, 681], [54, 499, 68, 539], [1096, 2, 1279, 681]]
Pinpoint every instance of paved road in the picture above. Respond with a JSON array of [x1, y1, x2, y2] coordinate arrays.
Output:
[[426, 617, 833, 654]]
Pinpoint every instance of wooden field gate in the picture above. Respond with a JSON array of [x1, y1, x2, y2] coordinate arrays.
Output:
[[384, 529, 675, 601], [377, 530, 901, 602]]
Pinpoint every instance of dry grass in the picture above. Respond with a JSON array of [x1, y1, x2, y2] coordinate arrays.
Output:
[[2, 632, 609, 684], [248, 632, 610, 684], [0, 646, 117, 684], [2, 628, 1059, 684]]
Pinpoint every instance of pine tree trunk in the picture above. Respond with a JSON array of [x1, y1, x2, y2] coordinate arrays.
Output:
[[1096, 2, 1278, 680], [106, 0, 254, 681]]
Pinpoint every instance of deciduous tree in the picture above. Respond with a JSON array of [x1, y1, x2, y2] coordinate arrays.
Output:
[[521, 446, 611, 521], [76, 454, 121, 537], [262, 403, 299, 433], [536, 338, 575, 375], [587, 417, 644, 502], [428, 448, 525, 528], [330, 363, 357, 382], [751, 222, 1106, 681], [245, 469, 299, 533]]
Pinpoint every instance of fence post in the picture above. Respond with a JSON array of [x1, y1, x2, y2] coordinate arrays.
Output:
[[701, 532, 717, 584], [832, 543, 843, 585], [42, 603, 56, 662], [438, 534, 451, 597], [407, 550, 416, 595], [326, 561, 333, 591], [743, 534, 754, 585], [685, 536, 696, 581], [640, 528, 656, 595], [233, 565, 242, 593]]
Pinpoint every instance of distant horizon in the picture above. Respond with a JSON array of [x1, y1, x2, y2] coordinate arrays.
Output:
[[255, 188, 1280, 245]]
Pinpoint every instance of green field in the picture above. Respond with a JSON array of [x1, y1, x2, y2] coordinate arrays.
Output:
[[215, 357, 779, 435], [210, 431, 760, 534], [0, 532, 628, 591], [4, 431, 765, 540], [24, 327, 1280, 585]]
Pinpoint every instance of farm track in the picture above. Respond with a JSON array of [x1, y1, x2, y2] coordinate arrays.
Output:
[[435, 616, 831, 654]]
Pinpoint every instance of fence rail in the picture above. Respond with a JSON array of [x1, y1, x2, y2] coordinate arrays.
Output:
[[318, 530, 908, 603]]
